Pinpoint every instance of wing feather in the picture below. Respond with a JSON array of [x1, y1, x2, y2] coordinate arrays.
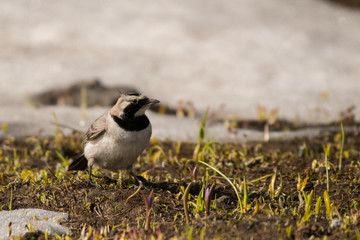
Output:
[[82, 111, 108, 145], [68, 154, 88, 171]]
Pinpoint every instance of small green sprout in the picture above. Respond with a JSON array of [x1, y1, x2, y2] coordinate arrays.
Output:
[[323, 144, 331, 191], [193, 108, 209, 161], [198, 108, 209, 146], [324, 190, 333, 220], [9, 187, 13, 211], [301, 190, 314, 223], [298, 142, 309, 158], [315, 197, 322, 215], [199, 226, 206, 240], [175, 140, 182, 155], [297, 172, 309, 192], [1, 173, 8, 186], [269, 172, 282, 199], [243, 177, 249, 211], [186, 226, 194, 240], [286, 225, 292, 238], [194, 184, 206, 214], [26, 221, 35, 232]]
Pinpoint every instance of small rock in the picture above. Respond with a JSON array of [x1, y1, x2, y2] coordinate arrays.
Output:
[[330, 218, 342, 228]]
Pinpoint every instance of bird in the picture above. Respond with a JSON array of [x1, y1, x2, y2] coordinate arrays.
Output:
[[68, 92, 159, 185]]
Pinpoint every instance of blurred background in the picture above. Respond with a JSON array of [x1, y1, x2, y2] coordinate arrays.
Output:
[[0, 0, 359, 139]]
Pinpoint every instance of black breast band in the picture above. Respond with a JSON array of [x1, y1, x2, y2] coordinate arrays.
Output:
[[111, 115, 150, 131]]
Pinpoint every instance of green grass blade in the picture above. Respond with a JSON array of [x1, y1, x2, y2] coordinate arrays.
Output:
[[315, 197, 322, 215], [304, 190, 313, 219], [323, 144, 331, 191], [9, 187, 13, 211], [269, 173, 276, 198], [324, 190, 332, 220], [199, 160, 243, 211], [243, 177, 248, 208], [198, 108, 209, 146]]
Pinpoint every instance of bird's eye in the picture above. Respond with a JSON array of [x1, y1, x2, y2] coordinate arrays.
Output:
[[131, 99, 138, 104]]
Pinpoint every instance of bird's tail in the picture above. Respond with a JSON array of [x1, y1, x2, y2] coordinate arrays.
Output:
[[68, 154, 88, 171]]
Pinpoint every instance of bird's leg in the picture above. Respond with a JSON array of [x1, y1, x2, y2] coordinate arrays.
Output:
[[84, 163, 103, 189], [87, 164, 94, 185]]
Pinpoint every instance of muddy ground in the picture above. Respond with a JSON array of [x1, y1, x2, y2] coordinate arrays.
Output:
[[0, 123, 360, 239]]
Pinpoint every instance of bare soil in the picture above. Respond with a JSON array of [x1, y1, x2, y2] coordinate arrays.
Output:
[[1, 124, 360, 239]]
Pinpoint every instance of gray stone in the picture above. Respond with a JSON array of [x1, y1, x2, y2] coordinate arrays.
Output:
[[0, 209, 70, 239], [330, 218, 342, 228]]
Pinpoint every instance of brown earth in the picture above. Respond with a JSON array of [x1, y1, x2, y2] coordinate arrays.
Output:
[[1, 124, 360, 239]]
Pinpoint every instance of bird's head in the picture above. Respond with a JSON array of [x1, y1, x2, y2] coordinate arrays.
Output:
[[110, 92, 159, 119]]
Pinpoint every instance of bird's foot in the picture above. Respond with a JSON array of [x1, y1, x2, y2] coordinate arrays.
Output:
[[92, 175, 117, 185], [83, 178, 104, 189]]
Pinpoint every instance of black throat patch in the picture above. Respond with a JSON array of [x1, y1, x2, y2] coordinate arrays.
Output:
[[111, 115, 150, 131]]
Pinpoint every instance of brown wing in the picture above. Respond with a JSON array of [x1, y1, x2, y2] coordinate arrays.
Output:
[[82, 111, 108, 146]]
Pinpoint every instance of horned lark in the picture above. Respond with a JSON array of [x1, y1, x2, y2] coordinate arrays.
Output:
[[68, 92, 159, 185]]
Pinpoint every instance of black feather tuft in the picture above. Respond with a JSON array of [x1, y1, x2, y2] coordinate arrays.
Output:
[[68, 154, 88, 171]]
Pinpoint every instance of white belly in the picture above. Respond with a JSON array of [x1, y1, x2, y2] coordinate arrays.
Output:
[[84, 117, 152, 170]]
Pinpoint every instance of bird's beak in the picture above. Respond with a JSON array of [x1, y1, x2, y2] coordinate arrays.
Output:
[[147, 98, 160, 105]]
